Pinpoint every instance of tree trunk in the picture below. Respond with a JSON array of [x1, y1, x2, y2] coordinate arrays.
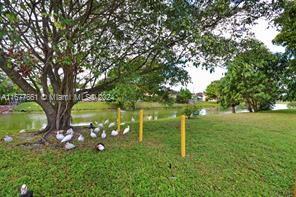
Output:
[[247, 105, 253, 112], [231, 104, 236, 113], [37, 100, 74, 138], [245, 99, 253, 112], [37, 67, 76, 138]]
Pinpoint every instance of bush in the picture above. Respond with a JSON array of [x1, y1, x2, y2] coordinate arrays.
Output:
[[183, 106, 201, 118], [287, 102, 296, 109], [0, 99, 8, 105], [176, 88, 192, 104]]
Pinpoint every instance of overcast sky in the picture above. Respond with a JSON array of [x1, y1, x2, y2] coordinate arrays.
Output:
[[178, 19, 285, 93]]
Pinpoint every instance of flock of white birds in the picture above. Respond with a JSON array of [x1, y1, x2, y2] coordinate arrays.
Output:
[[55, 118, 133, 151], [2, 114, 161, 150], [2, 114, 159, 195]]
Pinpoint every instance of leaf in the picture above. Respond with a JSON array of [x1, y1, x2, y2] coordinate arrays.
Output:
[[5, 12, 18, 23]]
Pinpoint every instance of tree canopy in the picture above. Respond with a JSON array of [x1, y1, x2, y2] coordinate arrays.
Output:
[[273, 0, 296, 101], [219, 76, 241, 113], [220, 40, 280, 112], [205, 80, 221, 101], [0, 0, 279, 136], [176, 88, 192, 104]]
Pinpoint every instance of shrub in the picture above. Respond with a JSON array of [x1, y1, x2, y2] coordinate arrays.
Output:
[[287, 102, 296, 109], [183, 106, 201, 118]]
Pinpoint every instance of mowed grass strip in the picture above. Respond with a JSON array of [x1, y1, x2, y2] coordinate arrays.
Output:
[[0, 110, 296, 195], [13, 101, 218, 112]]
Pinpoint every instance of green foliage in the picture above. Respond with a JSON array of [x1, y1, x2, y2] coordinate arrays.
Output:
[[176, 88, 192, 104], [0, 0, 278, 95], [0, 73, 19, 95], [106, 58, 190, 109], [205, 80, 221, 101], [273, 1, 296, 101], [219, 77, 242, 111], [183, 105, 201, 118], [287, 102, 296, 109], [0, 72, 21, 104], [273, 1, 296, 56], [155, 90, 176, 106], [220, 40, 280, 112], [101, 84, 141, 110]]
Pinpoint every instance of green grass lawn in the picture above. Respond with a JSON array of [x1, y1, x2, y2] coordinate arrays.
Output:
[[13, 101, 116, 112], [13, 101, 217, 112], [1, 110, 296, 195]]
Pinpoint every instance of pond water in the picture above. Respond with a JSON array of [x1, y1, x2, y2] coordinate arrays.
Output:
[[0, 104, 288, 132], [0, 109, 184, 131]]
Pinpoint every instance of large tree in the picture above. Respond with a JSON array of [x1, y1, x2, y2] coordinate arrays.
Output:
[[273, 0, 296, 101], [0, 0, 277, 138], [205, 80, 221, 101], [219, 77, 241, 113], [220, 40, 280, 112]]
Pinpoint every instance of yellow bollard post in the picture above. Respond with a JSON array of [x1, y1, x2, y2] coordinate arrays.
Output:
[[181, 115, 186, 158], [139, 109, 144, 143], [117, 108, 121, 132]]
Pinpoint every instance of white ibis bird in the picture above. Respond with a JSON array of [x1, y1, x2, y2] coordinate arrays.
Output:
[[90, 130, 97, 138], [3, 135, 13, 142], [108, 122, 116, 128], [98, 123, 104, 128], [131, 117, 135, 122], [20, 184, 33, 197], [123, 126, 130, 135], [65, 142, 76, 150], [78, 134, 84, 142], [148, 115, 153, 121], [56, 131, 65, 141], [104, 119, 109, 125], [96, 143, 105, 151], [120, 122, 126, 126], [111, 130, 119, 136], [66, 128, 74, 135], [101, 130, 106, 139], [199, 109, 207, 116], [94, 127, 100, 133], [61, 131, 73, 143]]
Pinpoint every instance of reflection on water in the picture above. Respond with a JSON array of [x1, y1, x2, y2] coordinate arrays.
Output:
[[0, 104, 288, 131], [272, 104, 288, 110]]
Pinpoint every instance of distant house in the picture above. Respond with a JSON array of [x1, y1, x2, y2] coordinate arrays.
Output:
[[188, 92, 206, 104], [195, 92, 206, 101], [195, 92, 204, 101]]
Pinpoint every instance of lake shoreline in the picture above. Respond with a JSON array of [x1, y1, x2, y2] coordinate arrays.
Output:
[[10, 101, 218, 112]]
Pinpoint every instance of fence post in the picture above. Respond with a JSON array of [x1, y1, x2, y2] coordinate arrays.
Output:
[[117, 108, 121, 132], [139, 109, 144, 142], [181, 115, 186, 158]]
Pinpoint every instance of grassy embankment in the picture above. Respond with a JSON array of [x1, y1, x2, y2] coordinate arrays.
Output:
[[13, 101, 218, 112], [0, 110, 296, 195]]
